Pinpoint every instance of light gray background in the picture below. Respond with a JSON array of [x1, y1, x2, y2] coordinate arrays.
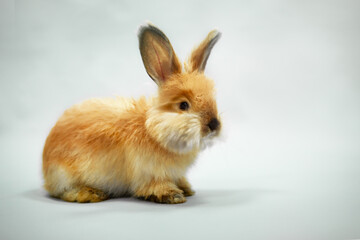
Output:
[[0, 0, 359, 239]]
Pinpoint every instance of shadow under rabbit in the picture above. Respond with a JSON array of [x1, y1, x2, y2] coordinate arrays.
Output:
[[23, 188, 284, 213]]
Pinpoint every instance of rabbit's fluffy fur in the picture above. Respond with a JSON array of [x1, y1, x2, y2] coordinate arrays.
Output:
[[43, 23, 221, 204]]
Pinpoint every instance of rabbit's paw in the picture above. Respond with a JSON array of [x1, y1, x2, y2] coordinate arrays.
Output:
[[61, 187, 108, 203], [181, 188, 195, 197], [147, 191, 186, 204], [135, 181, 187, 204], [177, 177, 195, 197]]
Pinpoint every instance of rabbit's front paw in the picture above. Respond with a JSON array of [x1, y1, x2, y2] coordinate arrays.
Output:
[[135, 181, 187, 204], [176, 177, 195, 197], [182, 188, 195, 197], [147, 192, 186, 204]]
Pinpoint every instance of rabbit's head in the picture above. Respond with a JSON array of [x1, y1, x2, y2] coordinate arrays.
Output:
[[139, 23, 221, 154]]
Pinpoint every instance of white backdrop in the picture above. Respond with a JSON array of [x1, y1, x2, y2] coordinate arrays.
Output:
[[0, 0, 359, 239]]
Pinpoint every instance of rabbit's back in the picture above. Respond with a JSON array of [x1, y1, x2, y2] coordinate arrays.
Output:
[[43, 96, 148, 158], [42, 96, 152, 197]]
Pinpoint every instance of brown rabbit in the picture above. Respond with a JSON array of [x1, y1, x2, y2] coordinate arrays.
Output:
[[42, 23, 221, 204]]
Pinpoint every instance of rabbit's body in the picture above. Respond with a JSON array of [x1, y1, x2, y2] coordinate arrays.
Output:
[[43, 96, 198, 202], [43, 23, 221, 204]]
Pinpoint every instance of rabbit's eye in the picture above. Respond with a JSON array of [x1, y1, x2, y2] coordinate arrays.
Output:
[[179, 101, 189, 111]]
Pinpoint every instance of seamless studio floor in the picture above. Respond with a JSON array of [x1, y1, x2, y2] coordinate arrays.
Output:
[[0, 1, 359, 240]]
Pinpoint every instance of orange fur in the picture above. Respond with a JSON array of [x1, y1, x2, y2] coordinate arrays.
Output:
[[43, 23, 221, 204]]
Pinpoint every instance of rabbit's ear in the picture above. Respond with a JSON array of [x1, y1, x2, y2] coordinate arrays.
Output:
[[138, 24, 182, 85], [187, 30, 221, 73]]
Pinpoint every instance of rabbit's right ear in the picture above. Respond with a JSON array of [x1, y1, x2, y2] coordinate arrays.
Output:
[[138, 24, 182, 86], [186, 30, 221, 73]]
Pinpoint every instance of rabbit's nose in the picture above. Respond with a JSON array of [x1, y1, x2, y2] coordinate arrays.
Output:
[[208, 118, 220, 131]]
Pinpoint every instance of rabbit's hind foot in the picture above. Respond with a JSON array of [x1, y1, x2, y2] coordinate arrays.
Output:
[[60, 186, 108, 203]]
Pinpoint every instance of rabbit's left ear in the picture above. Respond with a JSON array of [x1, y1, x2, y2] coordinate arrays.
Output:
[[138, 23, 182, 86], [187, 30, 221, 73]]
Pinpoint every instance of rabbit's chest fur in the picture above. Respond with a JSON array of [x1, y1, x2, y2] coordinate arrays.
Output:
[[43, 97, 198, 197]]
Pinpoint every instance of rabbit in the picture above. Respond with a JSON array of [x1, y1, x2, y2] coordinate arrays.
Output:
[[42, 23, 221, 204]]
